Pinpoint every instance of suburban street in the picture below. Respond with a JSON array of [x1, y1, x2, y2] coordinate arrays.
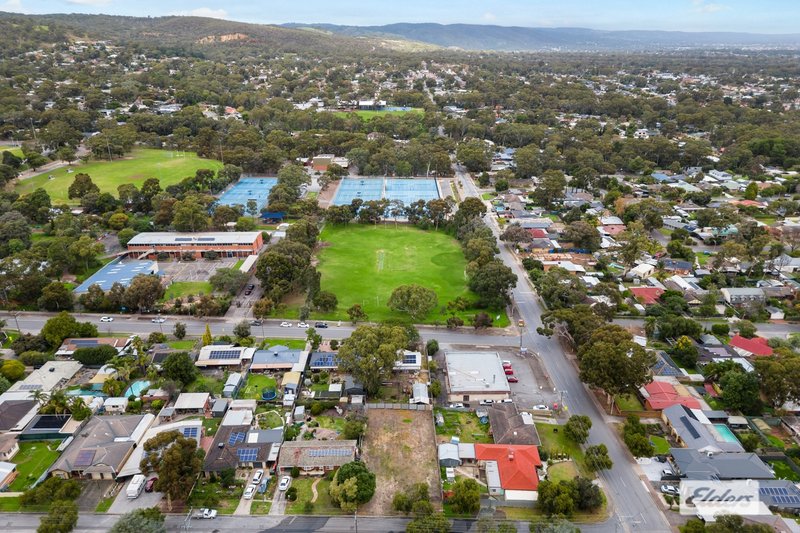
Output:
[[456, 165, 672, 532]]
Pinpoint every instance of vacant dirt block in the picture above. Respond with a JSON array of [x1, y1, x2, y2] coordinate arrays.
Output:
[[360, 408, 440, 515]]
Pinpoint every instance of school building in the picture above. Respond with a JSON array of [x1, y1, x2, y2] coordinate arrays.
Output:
[[126, 232, 264, 259]]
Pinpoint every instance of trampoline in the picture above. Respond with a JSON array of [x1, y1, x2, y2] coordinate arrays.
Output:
[[217, 177, 278, 209], [261, 387, 278, 401]]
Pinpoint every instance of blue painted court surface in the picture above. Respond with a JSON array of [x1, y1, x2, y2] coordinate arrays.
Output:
[[217, 177, 278, 209], [333, 178, 439, 206], [73, 259, 158, 294]]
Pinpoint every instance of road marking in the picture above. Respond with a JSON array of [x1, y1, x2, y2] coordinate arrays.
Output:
[[475, 345, 490, 348]]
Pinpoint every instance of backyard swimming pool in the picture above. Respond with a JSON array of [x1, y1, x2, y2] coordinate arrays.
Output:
[[124, 380, 151, 398], [714, 423, 740, 444]]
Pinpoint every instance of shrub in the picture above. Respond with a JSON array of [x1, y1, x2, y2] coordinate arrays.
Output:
[[18, 351, 54, 368], [310, 401, 325, 416], [711, 323, 730, 336], [147, 332, 167, 345], [302, 501, 314, 513], [426, 339, 439, 355], [72, 345, 118, 366], [0, 359, 26, 381], [291, 466, 300, 478], [286, 486, 298, 501]]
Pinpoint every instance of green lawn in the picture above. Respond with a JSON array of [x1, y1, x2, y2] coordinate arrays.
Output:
[[766, 435, 786, 449], [536, 423, 588, 476], [332, 108, 424, 120], [261, 338, 307, 350], [286, 478, 344, 515], [696, 252, 710, 266], [9, 442, 60, 492], [186, 376, 225, 395], [95, 497, 114, 513], [188, 480, 243, 515], [0, 497, 21, 511], [250, 500, 272, 514], [315, 415, 346, 434], [167, 340, 197, 350], [316, 225, 508, 325], [615, 394, 643, 412], [2, 147, 23, 159], [650, 435, 671, 455], [240, 374, 278, 400], [769, 460, 800, 482], [547, 461, 578, 483], [434, 409, 492, 444], [233, 259, 245, 270], [162, 281, 213, 301], [258, 410, 284, 430], [202, 418, 221, 436], [16, 149, 223, 203]]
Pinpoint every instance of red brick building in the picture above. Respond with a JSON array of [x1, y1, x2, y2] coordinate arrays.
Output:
[[127, 232, 264, 259]]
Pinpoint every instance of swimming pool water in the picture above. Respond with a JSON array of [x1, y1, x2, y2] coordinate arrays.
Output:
[[713, 423, 739, 443], [124, 380, 151, 398]]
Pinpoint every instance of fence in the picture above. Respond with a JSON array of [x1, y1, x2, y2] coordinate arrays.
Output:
[[363, 402, 432, 411]]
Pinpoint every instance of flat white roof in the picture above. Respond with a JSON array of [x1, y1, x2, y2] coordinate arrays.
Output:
[[127, 232, 261, 246], [8, 361, 82, 395], [445, 352, 510, 393], [174, 392, 210, 410]]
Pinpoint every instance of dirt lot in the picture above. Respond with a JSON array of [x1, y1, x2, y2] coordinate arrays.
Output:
[[360, 408, 440, 515]]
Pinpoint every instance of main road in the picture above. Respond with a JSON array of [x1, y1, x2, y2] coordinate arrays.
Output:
[[456, 165, 671, 532]]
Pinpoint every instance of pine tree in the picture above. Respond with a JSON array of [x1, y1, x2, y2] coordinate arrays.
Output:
[[201, 324, 212, 346]]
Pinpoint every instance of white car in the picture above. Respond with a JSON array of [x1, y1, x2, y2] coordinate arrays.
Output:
[[243, 485, 255, 500], [151, 317, 166, 323], [278, 476, 291, 491], [251, 469, 264, 485], [448, 403, 465, 409], [100, 316, 114, 323], [479, 400, 494, 406], [280, 322, 292, 328], [532, 404, 549, 411], [297, 322, 309, 328], [196, 508, 217, 519]]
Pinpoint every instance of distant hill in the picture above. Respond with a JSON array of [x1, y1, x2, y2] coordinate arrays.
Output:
[[0, 12, 380, 55], [284, 22, 800, 51]]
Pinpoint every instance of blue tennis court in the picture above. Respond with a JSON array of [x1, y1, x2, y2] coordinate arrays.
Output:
[[217, 177, 278, 209], [333, 178, 439, 206], [385, 179, 440, 204], [333, 178, 384, 205]]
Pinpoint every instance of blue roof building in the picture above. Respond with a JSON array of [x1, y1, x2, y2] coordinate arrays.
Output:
[[73, 258, 158, 294]]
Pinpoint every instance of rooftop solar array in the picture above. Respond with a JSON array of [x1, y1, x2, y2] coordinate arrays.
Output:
[[237, 448, 258, 462], [210, 350, 242, 360], [228, 431, 246, 446], [307, 448, 352, 457], [680, 416, 701, 439], [182, 427, 199, 439], [32, 415, 70, 429], [402, 353, 418, 365], [773, 495, 800, 505], [217, 177, 278, 209], [18, 384, 43, 391], [74, 449, 96, 467], [311, 354, 339, 367], [762, 487, 790, 495]]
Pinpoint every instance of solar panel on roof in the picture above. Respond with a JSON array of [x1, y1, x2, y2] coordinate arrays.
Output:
[[197, 237, 215, 242], [18, 384, 42, 391], [680, 416, 701, 439], [74, 449, 96, 467], [402, 353, 417, 364], [183, 427, 198, 439], [32, 415, 69, 429], [237, 448, 258, 462], [210, 350, 240, 360], [175, 237, 192, 242], [228, 431, 246, 445]]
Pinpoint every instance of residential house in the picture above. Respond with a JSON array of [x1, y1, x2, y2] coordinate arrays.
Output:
[[662, 405, 743, 453], [204, 425, 283, 474], [720, 288, 765, 306], [660, 259, 693, 275], [0, 434, 19, 461], [49, 414, 154, 480], [438, 443, 461, 467], [630, 287, 664, 306], [729, 335, 773, 357], [308, 352, 340, 371], [103, 397, 128, 414], [250, 346, 307, 372], [642, 381, 701, 411], [766, 306, 785, 320], [0, 462, 15, 490], [395, 351, 422, 372], [117, 420, 203, 478], [276, 440, 357, 476], [195, 345, 256, 368], [173, 393, 211, 415], [55, 338, 132, 358], [487, 403, 541, 445], [474, 444, 542, 501], [670, 448, 773, 481]]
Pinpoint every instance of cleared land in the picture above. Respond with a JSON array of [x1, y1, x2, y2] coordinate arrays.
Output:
[[16, 149, 222, 202], [317, 225, 506, 325], [434, 409, 492, 444], [162, 281, 213, 301], [331, 108, 424, 120], [361, 409, 439, 515]]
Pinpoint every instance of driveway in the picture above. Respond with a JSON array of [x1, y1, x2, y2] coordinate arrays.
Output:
[[108, 483, 163, 514], [269, 487, 287, 516], [77, 480, 114, 512]]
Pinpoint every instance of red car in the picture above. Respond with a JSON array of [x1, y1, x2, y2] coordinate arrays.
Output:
[[507, 376, 519, 383], [145, 477, 158, 492], [504, 368, 514, 375], [502, 363, 512, 369]]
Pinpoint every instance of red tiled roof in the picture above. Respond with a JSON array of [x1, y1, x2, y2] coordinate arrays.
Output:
[[704, 383, 719, 398], [602, 224, 626, 236], [474, 444, 542, 491], [729, 335, 773, 357], [643, 381, 702, 410], [630, 287, 664, 305], [527, 228, 548, 239]]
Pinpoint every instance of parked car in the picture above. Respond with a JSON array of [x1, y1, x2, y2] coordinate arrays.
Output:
[[501, 360, 511, 366], [297, 322, 309, 328], [145, 477, 158, 492], [448, 403, 464, 409], [278, 476, 291, 491], [195, 508, 217, 519], [507, 376, 519, 383], [250, 320, 262, 326], [244, 485, 255, 500], [100, 316, 114, 323], [479, 400, 494, 406], [151, 317, 166, 323], [280, 322, 292, 328], [504, 368, 514, 375], [251, 469, 264, 485], [244, 288, 253, 295], [661, 468, 674, 477], [532, 404, 548, 411], [661, 484, 679, 495], [314, 322, 329, 328], [500, 398, 513, 403], [246, 284, 255, 290]]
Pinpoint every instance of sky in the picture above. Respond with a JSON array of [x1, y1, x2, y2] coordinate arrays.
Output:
[[2, 0, 798, 34]]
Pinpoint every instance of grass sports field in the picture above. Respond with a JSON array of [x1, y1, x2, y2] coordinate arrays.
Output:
[[16, 149, 223, 202], [332, 108, 424, 120], [316, 224, 507, 325]]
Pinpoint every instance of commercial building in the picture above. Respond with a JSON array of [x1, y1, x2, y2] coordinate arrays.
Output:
[[444, 352, 511, 403], [73, 259, 159, 294], [126, 232, 264, 259]]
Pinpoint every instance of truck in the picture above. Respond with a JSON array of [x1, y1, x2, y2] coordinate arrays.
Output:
[[126, 474, 146, 499], [194, 508, 217, 519]]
